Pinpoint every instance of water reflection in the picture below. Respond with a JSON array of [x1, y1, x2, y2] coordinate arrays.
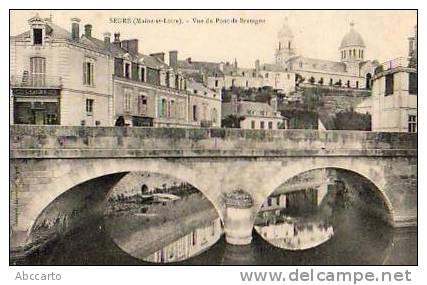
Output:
[[143, 217, 221, 263], [255, 218, 334, 250], [104, 172, 223, 263], [254, 169, 343, 250]]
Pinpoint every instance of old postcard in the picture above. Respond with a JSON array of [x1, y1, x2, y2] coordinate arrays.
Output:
[[9, 10, 417, 268]]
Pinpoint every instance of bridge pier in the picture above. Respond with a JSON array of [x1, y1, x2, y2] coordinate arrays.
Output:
[[223, 190, 254, 245]]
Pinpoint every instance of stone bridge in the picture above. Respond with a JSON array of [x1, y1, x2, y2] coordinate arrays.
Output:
[[10, 125, 417, 248]]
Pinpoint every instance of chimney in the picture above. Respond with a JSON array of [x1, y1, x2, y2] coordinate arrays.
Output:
[[169, 50, 178, 69], [114, 32, 120, 43], [113, 32, 121, 48], [70, 17, 81, 41], [103, 32, 111, 45], [122, 39, 138, 55], [84, 24, 92, 38], [150, 52, 165, 62]]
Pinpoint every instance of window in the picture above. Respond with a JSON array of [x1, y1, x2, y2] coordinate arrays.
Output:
[[299, 62, 303, 68], [192, 105, 198, 121], [211, 108, 218, 123], [161, 98, 167, 117], [268, 121, 273, 129], [166, 72, 170, 87], [86, 99, 94, 115], [137, 94, 147, 114], [175, 74, 180, 89], [329, 78, 333, 86], [124, 62, 131, 79], [409, 73, 417, 95], [385, 74, 394, 96], [30, 57, 46, 87], [170, 100, 175, 118], [347, 80, 351, 88], [140, 66, 146, 82], [245, 80, 249, 88], [83, 61, 94, 86], [265, 73, 269, 78], [408, 115, 417, 133], [215, 80, 219, 88], [260, 121, 265, 129], [124, 89, 132, 112], [251, 120, 255, 129], [33, 28, 43, 45], [356, 81, 359, 88]]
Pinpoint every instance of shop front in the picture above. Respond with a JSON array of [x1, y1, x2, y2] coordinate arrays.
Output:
[[12, 88, 60, 125]]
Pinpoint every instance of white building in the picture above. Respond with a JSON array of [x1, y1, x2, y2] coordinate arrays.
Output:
[[10, 15, 113, 126], [370, 57, 417, 132], [355, 26, 417, 133], [178, 56, 296, 95], [222, 94, 286, 130]]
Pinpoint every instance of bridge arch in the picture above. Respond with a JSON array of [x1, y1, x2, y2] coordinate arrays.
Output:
[[254, 158, 394, 225], [23, 158, 225, 240]]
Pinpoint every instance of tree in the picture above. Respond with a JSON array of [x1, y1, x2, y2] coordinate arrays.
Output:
[[221, 115, 245, 128]]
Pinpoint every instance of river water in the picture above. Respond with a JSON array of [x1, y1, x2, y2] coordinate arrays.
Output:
[[24, 205, 417, 265]]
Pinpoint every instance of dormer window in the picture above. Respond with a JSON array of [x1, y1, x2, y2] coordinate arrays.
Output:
[[33, 28, 43, 45], [139, 66, 146, 82], [124, 61, 131, 79]]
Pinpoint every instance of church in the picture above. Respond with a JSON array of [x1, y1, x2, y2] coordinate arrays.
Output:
[[275, 18, 378, 89]]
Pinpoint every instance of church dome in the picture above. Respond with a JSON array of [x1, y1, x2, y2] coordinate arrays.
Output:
[[340, 22, 365, 49]]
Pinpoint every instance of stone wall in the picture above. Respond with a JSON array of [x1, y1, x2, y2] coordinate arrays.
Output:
[[10, 126, 417, 160]]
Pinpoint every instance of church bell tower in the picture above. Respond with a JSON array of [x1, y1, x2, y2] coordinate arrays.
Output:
[[275, 17, 296, 65]]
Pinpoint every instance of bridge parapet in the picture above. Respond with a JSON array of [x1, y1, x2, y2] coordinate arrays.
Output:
[[10, 125, 417, 159]]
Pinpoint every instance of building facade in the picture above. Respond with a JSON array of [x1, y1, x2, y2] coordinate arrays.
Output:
[[222, 94, 286, 130], [10, 15, 113, 126], [10, 15, 221, 128], [178, 56, 296, 94], [276, 19, 378, 90], [356, 26, 417, 133], [370, 57, 417, 132]]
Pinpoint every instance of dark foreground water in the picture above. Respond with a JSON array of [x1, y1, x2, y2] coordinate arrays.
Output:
[[23, 206, 417, 265]]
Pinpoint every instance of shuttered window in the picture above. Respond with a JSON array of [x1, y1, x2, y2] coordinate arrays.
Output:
[[83, 61, 94, 86], [30, 57, 46, 87]]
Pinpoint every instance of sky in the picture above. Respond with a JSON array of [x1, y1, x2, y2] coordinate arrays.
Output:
[[10, 10, 416, 68]]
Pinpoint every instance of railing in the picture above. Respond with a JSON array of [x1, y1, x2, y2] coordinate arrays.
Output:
[[10, 75, 62, 89], [377, 57, 411, 74]]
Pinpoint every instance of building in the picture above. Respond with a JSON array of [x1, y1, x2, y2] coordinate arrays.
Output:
[[276, 18, 378, 90], [356, 26, 417, 132], [186, 79, 221, 128], [222, 94, 286, 130], [177, 56, 296, 94], [10, 15, 113, 126], [370, 57, 417, 132], [143, 217, 222, 263], [10, 15, 221, 128]]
